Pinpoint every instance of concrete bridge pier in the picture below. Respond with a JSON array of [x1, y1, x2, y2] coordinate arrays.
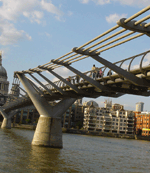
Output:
[[17, 73, 76, 148], [1, 118, 11, 129], [32, 97, 76, 148], [32, 116, 62, 148]]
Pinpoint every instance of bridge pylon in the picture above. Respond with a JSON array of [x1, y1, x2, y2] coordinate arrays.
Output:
[[16, 73, 76, 148], [0, 109, 18, 129], [1, 118, 11, 129]]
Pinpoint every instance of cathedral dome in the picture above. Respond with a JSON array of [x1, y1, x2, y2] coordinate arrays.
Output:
[[0, 65, 7, 77], [0, 52, 9, 106], [0, 53, 7, 78]]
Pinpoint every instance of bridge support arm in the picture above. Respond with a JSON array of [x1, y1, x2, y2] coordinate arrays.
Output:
[[72, 47, 150, 87], [15, 73, 76, 148], [0, 109, 19, 129], [28, 73, 53, 95], [117, 18, 150, 37], [16, 73, 53, 116], [27, 77, 44, 95], [32, 98, 76, 148], [51, 59, 113, 92], [38, 67, 81, 93], [36, 72, 65, 95]]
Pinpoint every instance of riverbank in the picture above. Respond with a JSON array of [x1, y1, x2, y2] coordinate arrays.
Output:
[[62, 128, 135, 139], [0, 122, 36, 130], [64, 128, 150, 141], [1, 122, 134, 139], [1, 122, 150, 141]]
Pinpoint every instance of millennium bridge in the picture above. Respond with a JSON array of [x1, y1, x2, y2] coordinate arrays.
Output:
[[0, 6, 150, 148]]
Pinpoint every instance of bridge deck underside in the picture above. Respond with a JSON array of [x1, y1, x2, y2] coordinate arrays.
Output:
[[4, 65, 150, 112]]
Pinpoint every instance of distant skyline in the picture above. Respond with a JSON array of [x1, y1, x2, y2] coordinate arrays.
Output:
[[0, 0, 150, 111]]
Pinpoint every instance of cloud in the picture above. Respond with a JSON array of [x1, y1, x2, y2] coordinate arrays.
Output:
[[121, 63, 128, 69], [79, 0, 150, 7], [79, 0, 90, 4], [79, 0, 110, 4], [0, 47, 10, 59], [0, 0, 63, 22], [116, 52, 150, 71], [54, 67, 74, 78], [38, 32, 51, 38], [106, 13, 127, 24], [45, 32, 51, 37], [0, 0, 39, 21], [145, 52, 150, 61], [68, 11, 73, 16], [139, 53, 150, 68], [46, 67, 74, 82], [112, 0, 150, 8], [0, 0, 64, 45], [93, 0, 110, 5], [41, 0, 63, 21], [0, 19, 31, 45], [23, 11, 44, 24]]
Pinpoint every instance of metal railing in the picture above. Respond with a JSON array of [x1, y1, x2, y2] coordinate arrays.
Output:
[[45, 50, 150, 90]]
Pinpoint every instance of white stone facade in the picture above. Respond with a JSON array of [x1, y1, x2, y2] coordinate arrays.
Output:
[[83, 103, 134, 134]]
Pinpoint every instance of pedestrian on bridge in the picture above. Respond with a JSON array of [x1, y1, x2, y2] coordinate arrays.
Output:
[[92, 64, 97, 79], [67, 76, 71, 82], [97, 68, 103, 78], [107, 71, 112, 76], [76, 75, 80, 83]]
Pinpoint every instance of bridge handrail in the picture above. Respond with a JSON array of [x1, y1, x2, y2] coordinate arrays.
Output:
[[45, 50, 150, 90]]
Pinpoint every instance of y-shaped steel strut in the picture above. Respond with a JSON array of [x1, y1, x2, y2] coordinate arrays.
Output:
[[16, 73, 76, 148]]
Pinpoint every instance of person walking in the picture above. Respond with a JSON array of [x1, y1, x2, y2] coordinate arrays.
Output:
[[67, 76, 71, 82], [99, 68, 103, 78], [76, 75, 80, 83], [107, 71, 112, 76], [92, 64, 96, 79]]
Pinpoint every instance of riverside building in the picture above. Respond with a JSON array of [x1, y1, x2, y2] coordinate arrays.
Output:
[[62, 99, 84, 128], [135, 112, 150, 136], [12, 99, 85, 128], [83, 100, 134, 135], [134, 102, 150, 136]]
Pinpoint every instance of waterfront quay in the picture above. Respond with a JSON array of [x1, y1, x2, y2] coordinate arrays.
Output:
[[2, 122, 150, 141], [8, 100, 150, 140]]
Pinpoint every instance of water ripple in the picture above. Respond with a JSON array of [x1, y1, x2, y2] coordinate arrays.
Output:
[[0, 129, 150, 172]]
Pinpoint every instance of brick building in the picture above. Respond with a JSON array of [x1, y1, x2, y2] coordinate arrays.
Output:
[[134, 112, 150, 136], [133, 102, 150, 136]]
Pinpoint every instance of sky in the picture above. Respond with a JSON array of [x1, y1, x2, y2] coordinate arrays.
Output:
[[0, 0, 150, 111]]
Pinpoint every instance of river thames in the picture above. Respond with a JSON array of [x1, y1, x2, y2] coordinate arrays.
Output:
[[0, 128, 150, 173]]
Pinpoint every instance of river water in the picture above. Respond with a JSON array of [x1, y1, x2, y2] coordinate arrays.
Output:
[[0, 128, 150, 173]]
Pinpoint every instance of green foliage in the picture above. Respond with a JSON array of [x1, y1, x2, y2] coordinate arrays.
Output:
[[76, 121, 82, 129], [25, 119, 31, 124]]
